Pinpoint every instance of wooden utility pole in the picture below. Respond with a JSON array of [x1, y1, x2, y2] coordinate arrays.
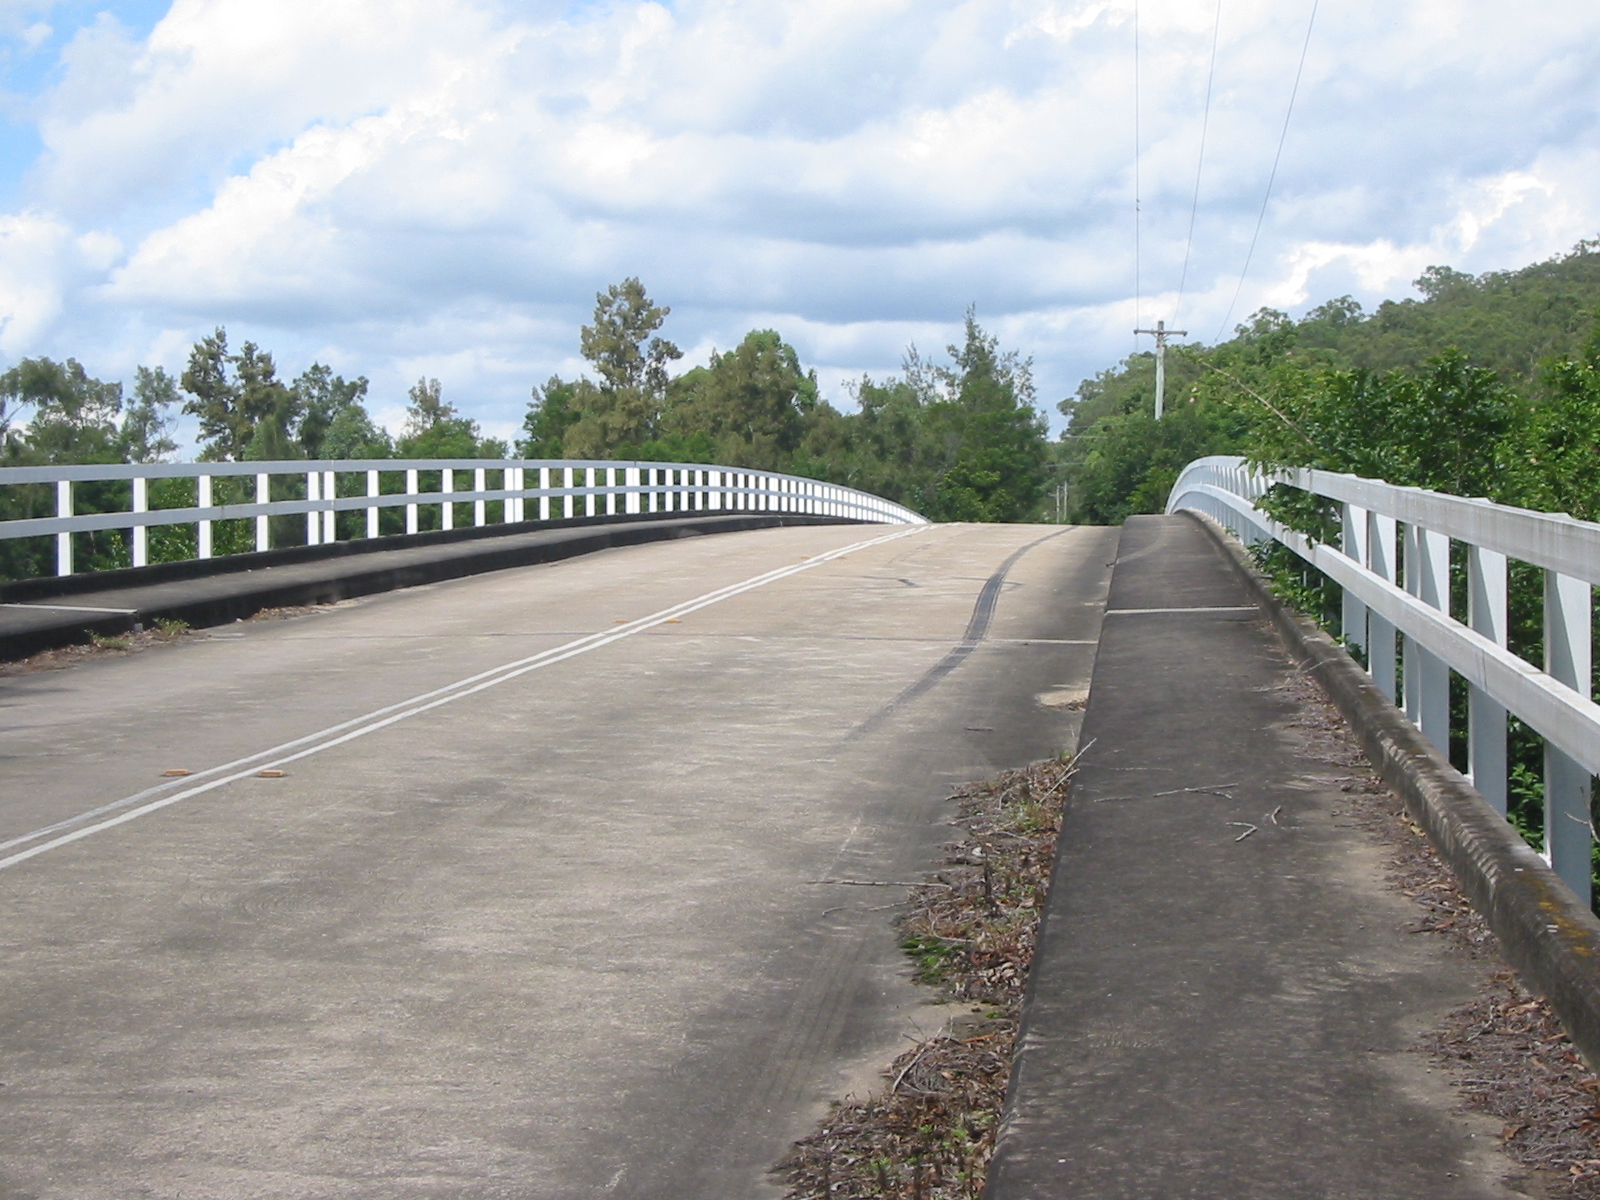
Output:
[[1133, 319, 1187, 419]]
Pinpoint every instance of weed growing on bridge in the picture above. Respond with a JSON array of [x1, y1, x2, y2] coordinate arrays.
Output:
[[2, 619, 197, 675], [774, 754, 1077, 1199]]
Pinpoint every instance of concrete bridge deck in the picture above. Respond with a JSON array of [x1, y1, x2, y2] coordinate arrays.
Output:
[[0, 521, 1112, 1198], [0, 518, 1533, 1197]]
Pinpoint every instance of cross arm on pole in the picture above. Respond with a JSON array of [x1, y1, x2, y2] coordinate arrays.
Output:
[[1133, 319, 1188, 420]]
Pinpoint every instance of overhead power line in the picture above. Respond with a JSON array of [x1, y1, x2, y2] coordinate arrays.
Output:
[[1214, 0, 1319, 342], [1133, 0, 1142, 343], [1174, 0, 1224, 324]]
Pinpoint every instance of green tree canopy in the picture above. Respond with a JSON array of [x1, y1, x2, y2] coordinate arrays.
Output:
[[662, 330, 817, 470], [919, 314, 1052, 522], [0, 357, 125, 466], [292, 363, 372, 459], [181, 328, 297, 461], [125, 367, 180, 463], [562, 278, 682, 458], [518, 376, 582, 459], [396, 376, 502, 459]]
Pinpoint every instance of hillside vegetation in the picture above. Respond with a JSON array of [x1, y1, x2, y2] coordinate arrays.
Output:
[[1062, 238, 1600, 524]]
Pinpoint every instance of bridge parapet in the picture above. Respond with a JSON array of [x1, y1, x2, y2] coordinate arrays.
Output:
[[1169, 454, 1599, 901], [0, 457, 925, 580]]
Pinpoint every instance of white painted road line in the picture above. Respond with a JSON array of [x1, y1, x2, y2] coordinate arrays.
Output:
[[1104, 606, 1258, 615], [2, 602, 140, 614], [0, 525, 925, 874]]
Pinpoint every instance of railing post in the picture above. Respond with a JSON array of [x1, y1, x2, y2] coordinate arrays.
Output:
[[367, 469, 380, 538], [1544, 570, 1593, 904], [406, 468, 419, 534], [510, 466, 523, 523], [305, 471, 320, 545], [625, 466, 640, 515], [605, 467, 616, 516], [540, 467, 551, 521], [256, 473, 270, 551], [1401, 525, 1450, 752], [131, 476, 148, 568], [198, 474, 213, 558], [442, 468, 455, 531], [56, 479, 72, 575], [1468, 545, 1509, 814], [563, 467, 574, 519], [585, 467, 596, 518], [1341, 503, 1367, 650], [475, 467, 487, 527], [646, 468, 657, 514], [1367, 512, 1398, 702], [322, 471, 335, 543]]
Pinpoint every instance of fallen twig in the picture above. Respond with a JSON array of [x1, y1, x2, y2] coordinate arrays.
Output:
[[811, 878, 953, 889], [1153, 782, 1240, 797], [1228, 822, 1259, 842]]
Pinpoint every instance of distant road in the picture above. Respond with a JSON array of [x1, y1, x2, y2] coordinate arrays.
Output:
[[0, 521, 1116, 1199]]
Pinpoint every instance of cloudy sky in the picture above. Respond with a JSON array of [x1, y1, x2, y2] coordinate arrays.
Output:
[[0, 0, 1597, 446]]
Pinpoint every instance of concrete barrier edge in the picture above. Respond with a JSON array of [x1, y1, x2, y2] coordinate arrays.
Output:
[[1, 513, 845, 662], [1182, 509, 1600, 1070]]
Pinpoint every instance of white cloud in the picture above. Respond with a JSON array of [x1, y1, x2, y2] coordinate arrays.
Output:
[[0, 0, 1596, 441]]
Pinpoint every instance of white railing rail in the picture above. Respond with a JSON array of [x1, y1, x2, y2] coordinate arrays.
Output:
[[0, 458, 926, 577], [1168, 455, 1598, 903]]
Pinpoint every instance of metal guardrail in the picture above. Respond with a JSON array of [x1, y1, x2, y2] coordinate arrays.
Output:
[[1168, 455, 1598, 903], [0, 458, 926, 577]]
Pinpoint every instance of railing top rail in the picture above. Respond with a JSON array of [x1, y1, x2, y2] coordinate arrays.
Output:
[[0, 458, 847, 485], [1171, 456, 1600, 586]]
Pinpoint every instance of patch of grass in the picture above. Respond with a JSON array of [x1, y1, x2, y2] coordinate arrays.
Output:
[[900, 934, 957, 985], [152, 617, 189, 636], [88, 632, 132, 651]]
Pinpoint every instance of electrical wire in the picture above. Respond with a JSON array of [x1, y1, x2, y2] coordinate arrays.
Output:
[[1174, 0, 1224, 324], [1214, 0, 1319, 342], [1132, 0, 1141, 342]]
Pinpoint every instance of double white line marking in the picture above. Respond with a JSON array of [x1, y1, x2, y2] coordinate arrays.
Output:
[[1, 526, 925, 874]]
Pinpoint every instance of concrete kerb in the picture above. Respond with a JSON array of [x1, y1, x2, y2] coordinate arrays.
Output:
[[1183, 508, 1600, 1070], [0, 508, 837, 603], [0, 513, 852, 661]]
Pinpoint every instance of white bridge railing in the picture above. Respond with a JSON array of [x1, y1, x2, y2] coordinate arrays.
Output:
[[1168, 455, 1599, 903], [0, 458, 926, 577]]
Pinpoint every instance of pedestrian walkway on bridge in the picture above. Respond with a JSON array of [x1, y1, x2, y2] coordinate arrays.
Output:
[[990, 514, 1527, 1200]]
